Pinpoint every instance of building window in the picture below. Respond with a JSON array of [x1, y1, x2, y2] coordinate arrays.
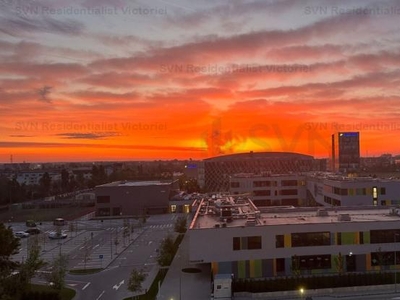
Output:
[[253, 190, 271, 196], [248, 236, 262, 249], [97, 196, 110, 203], [112, 207, 121, 216], [276, 258, 285, 273], [371, 251, 398, 266], [230, 182, 240, 188], [253, 181, 271, 187], [291, 232, 330, 247], [281, 180, 298, 186], [297, 254, 331, 270], [337, 232, 341, 245], [233, 236, 262, 250], [276, 235, 284, 248], [381, 187, 386, 195], [279, 189, 298, 196], [97, 208, 110, 216], [373, 186, 378, 199], [170, 205, 176, 213], [371, 229, 400, 244], [233, 237, 240, 250]]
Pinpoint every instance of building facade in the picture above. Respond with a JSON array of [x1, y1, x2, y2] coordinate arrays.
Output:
[[203, 152, 314, 192], [189, 196, 400, 279], [95, 181, 174, 217], [228, 172, 400, 208], [332, 132, 360, 173], [229, 174, 308, 207], [307, 173, 400, 207]]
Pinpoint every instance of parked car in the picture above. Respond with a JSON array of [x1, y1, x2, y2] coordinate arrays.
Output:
[[25, 220, 36, 227], [48, 232, 67, 239], [25, 228, 41, 235], [53, 218, 66, 226], [15, 231, 29, 238]]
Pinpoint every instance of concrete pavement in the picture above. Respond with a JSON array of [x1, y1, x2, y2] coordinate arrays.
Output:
[[158, 233, 212, 300]]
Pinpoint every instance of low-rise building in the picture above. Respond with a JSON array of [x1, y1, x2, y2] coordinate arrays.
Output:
[[229, 173, 307, 207], [95, 180, 176, 217], [229, 172, 400, 208], [189, 195, 400, 279]]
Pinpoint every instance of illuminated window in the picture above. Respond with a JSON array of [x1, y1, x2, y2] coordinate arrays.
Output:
[[170, 205, 176, 213], [184, 204, 190, 213], [373, 186, 378, 199]]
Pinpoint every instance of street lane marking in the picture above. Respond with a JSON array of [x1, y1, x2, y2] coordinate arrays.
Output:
[[95, 291, 105, 300], [93, 244, 100, 249], [113, 280, 125, 290], [82, 282, 91, 290]]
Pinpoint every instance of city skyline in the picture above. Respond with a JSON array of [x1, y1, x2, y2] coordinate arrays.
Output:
[[1, 0, 400, 163]]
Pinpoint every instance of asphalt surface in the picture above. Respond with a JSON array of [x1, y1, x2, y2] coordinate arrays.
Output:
[[22, 214, 180, 300]]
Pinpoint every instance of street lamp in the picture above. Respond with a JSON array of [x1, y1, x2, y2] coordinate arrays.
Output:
[[299, 288, 304, 300], [395, 233, 399, 293]]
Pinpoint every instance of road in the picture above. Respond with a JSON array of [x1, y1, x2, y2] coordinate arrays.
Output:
[[25, 214, 181, 300]]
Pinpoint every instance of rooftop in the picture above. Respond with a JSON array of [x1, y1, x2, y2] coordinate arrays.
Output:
[[307, 172, 400, 182], [204, 151, 313, 161], [97, 180, 172, 187], [190, 195, 400, 229]]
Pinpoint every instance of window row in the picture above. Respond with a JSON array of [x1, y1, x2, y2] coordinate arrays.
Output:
[[292, 254, 332, 270], [233, 236, 262, 250], [97, 195, 110, 203], [324, 186, 386, 196], [252, 189, 298, 197], [371, 251, 400, 266]]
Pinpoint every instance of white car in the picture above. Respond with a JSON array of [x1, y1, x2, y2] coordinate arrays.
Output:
[[15, 231, 29, 238], [48, 232, 67, 239]]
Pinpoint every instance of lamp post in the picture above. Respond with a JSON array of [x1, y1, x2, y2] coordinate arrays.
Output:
[[395, 233, 399, 293], [299, 288, 304, 300]]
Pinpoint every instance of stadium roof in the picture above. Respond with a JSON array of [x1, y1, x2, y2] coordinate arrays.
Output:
[[204, 151, 314, 162]]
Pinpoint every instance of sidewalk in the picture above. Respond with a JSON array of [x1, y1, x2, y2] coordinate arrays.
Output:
[[158, 233, 212, 300]]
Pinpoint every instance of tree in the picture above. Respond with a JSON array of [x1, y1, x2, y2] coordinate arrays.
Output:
[[19, 235, 46, 288], [0, 223, 21, 299], [61, 169, 69, 193], [82, 237, 91, 270], [123, 219, 130, 246], [290, 255, 301, 277], [128, 268, 147, 299], [44, 254, 68, 291], [174, 216, 187, 234], [157, 235, 175, 267], [334, 252, 344, 275], [39, 172, 52, 196]]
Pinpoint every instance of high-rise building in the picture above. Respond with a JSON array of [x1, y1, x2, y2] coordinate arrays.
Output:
[[331, 132, 360, 172]]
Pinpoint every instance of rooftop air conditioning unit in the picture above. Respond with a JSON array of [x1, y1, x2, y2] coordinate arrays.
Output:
[[316, 209, 329, 217], [337, 214, 351, 221]]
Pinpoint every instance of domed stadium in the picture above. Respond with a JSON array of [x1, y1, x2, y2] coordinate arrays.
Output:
[[204, 151, 314, 192]]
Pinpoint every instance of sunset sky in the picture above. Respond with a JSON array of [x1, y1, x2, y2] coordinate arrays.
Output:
[[1, 0, 400, 162]]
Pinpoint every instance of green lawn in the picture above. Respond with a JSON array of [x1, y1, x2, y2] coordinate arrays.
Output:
[[28, 284, 76, 300], [69, 268, 103, 275]]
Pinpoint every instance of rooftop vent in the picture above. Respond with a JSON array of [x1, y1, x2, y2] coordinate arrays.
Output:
[[316, 209, 329, 217], [337, 214, 351, 221]]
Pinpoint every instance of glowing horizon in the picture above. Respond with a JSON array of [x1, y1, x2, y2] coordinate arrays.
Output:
[[1, 1, 400, 163]]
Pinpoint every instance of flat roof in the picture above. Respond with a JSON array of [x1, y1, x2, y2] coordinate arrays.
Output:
[[97, 180, 172, 187], [191, 196, 400, 229], [307, 172, 400, 182]]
